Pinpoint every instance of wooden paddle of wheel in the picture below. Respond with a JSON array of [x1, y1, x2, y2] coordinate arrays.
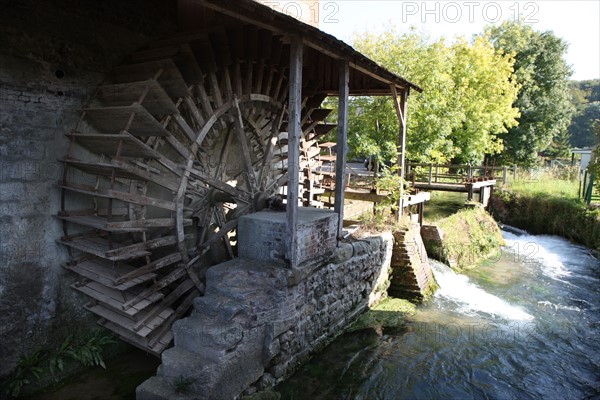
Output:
[[58, 30, 336, 355]]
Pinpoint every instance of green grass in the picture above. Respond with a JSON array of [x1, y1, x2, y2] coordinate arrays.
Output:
[[491, 189, 600, 251], [506, 179, 580, 199], [425, 207, 505, 271]]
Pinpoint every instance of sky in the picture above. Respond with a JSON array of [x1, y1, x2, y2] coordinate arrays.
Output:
[[309, 0, 600, 81]]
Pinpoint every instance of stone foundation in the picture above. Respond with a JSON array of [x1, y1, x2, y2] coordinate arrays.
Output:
[[137, 233, 393, 399], [389, 224, 436, 301], [238, 208, 338, 265]]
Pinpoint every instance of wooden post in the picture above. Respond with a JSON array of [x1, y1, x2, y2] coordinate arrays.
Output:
[[503, 166, 507, 184], [391, 85, 409, 220], [428, 163, 433, 184], [435, 164, 439, 183], [334, 60, 349, 238], [513, 165, 517, 182], [286, 35, 303, 267]]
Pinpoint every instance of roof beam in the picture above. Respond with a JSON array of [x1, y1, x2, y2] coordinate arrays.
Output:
[[191, 0, 422, 93]]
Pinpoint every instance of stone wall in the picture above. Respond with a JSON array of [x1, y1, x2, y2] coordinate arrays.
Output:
[[137, 233, 394, 399], [0, 0, 177, 376], [389, 224, 436, 301]]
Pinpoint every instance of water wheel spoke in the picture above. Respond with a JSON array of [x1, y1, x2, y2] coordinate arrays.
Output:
[[199, 219, 239, 253], [189, 173, 251, 203], [214, 207, 235, 259], [230, 95, 259, 192]]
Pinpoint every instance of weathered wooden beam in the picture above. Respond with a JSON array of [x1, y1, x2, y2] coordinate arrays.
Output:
[[286, 35, 303, 267], [391, 85, 409, 219], [334, 60, 349, 238]]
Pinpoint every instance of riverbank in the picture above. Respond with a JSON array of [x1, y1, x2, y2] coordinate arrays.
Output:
[[490, 188, 600, 252], [275, 230, 600, 399], [422, 207, 505, 271]]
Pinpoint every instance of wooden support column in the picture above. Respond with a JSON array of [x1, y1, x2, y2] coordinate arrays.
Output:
[[334, 60, 349, 238], [286, 35, 303, 266], [391, 85, 409, 220]]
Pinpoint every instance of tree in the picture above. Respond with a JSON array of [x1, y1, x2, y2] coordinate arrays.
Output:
[[568, 80, 600, 149], [350, 27, 519, 165], [588, 121, 600, 193], [487, 21, 575, 166]]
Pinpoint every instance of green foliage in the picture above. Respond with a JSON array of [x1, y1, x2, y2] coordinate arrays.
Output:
[[374, 165, 408, 212], [1, 330, 115, 398], [587, 122, 600, 193], [487, 20, 575, 166], [491, 189, 600, 251], [351, 27, 519, 165], [426, 208, 505, 271], [508, 170, 580, 199], [568, 80, 600, 149], [1, 351, 44, 398]]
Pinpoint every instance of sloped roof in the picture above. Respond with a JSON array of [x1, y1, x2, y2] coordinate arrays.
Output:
[[187, 0, 422, 95]]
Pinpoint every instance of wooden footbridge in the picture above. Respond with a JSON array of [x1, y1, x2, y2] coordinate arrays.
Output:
[[406, 162, 499, 206]]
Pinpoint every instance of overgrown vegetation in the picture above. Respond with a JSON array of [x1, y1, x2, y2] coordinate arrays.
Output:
[[424, 207, 505, 271], [491, 189, 600, 252], [0, 329, 115, 398]]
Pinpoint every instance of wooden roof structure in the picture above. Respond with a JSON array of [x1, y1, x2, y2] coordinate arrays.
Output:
[[178, 0, 422, 96]]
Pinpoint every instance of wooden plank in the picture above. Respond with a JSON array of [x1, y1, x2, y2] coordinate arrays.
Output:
[[319, 142, 337, 148], [73, 281, 161, 316], [61, 158, 178, 191], [344, 190, 387, 203], [172, 113, 197, 143], [87, 303, 173, 338], [413, 182, 468, 192], [97, 80, 178, 115], [114, 252, 183, 285], [68, 133, 161, 159], [111, 59, 190, 98], [302, 108, 332, 125], [133, 279, 194, 331], [99, 319, 169, 357], [104, 235, 183, 258], [84, 105, 169, 137], [130, 44, 202, 84], [319, 155, 336, 162], [286, 35, 303, 266], [148, 289, 198, 348], [56, 214, 147, 232], [312, 123, 337, 137], [64, 259, 157, 290], [58, 236, 151, 261], [335, 63, 349, 239], [123, 268, 187, 310], [58, 183, 180, 212], [390, 84, 409, 218]]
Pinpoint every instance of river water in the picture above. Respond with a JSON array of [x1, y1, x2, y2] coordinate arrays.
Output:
[[277, 230, 600, 399]]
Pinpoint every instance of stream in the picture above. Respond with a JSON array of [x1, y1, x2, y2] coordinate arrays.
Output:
[[276, 230, 600, 399]]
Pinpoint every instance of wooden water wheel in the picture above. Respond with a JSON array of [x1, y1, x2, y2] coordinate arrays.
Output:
[[58, 30, 336, 355]]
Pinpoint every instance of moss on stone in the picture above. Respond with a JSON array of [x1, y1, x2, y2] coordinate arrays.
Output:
[[424, 207, 505, 271], [349, 298, 416, 333]]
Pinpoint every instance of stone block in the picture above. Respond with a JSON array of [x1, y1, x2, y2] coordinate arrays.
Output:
[[238, 207, 337, 265]]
